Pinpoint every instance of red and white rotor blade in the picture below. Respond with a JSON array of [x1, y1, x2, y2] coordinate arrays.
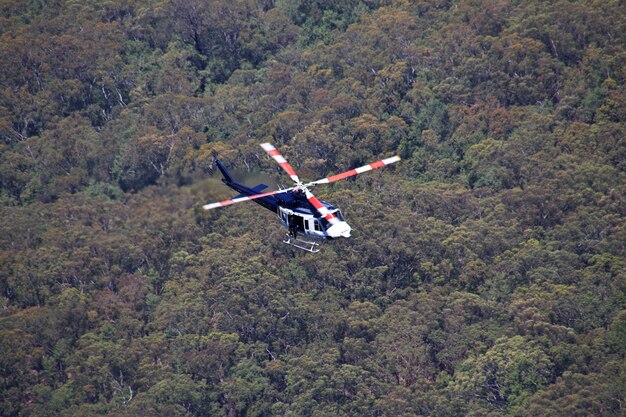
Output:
[[307, 155, 400, 186], [304, 189, 340, 225], [203, 187, 294, 210], [260, 143, 301, 184], [304, 189, 352, 238]]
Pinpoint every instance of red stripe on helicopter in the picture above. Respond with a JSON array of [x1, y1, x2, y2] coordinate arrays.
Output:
[[308, 196, 325, 210], [307, 194, 338, 223], [327, 169, 358, 182], [280, 163, 297, 177], [369, 160, 386, 169], [311, 156, 400, 185], [264, 146, 298, 178]]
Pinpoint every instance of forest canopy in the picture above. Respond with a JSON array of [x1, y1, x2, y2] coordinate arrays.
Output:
[[0, 0, 624, 416]]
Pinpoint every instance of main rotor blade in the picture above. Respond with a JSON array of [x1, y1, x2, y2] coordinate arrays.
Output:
[[304, 188, 352, 238], [260, 143, 301, 184], [303, 189, 340, 225], [203, 187, 295, 210], [306, 155, 401, 186]]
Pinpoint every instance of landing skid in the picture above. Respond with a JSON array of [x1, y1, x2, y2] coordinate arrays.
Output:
[[282, 234, 320, 253]]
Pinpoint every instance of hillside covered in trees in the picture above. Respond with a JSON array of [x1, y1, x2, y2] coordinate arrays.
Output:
[[1, 0, 625, 416]]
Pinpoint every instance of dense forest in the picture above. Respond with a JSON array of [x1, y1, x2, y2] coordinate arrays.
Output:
[[1, 0, 624, 415]]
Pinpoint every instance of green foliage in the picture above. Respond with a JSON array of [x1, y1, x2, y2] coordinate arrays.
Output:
[[451, 335, 555, 411], [0, 0, 625, 416]]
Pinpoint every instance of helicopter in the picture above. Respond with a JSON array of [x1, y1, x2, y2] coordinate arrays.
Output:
[[203, 143, 400, 252]]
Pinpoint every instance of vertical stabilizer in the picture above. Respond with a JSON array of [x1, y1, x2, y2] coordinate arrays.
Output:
[[214, 159, 234, 183]]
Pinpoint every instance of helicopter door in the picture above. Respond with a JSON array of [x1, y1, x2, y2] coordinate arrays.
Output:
[[291, 214, 304, 232]]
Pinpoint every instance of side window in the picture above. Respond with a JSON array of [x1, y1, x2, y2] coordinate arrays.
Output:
[[314, 220, 321, 231], [305, 219, 310, 230]]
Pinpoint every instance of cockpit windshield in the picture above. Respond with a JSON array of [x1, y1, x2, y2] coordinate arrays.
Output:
[[332, 210, 345, 221]]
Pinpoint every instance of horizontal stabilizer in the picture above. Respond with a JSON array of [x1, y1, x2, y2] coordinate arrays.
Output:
[[234, 184, 268, 199]]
